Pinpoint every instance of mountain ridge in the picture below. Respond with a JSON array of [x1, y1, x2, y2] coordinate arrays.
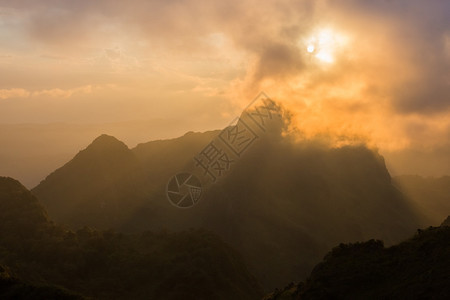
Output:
[[31, 128, 423, 289]]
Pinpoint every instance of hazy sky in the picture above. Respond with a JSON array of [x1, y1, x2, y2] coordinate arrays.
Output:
[[0, 0, 449, 180]]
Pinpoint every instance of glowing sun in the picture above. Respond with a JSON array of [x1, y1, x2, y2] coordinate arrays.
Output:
[[305, 28, 348, 64]]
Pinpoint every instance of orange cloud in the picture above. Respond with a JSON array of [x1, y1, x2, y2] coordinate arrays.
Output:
[[0, 88, 30, 99], [0, 0, 449, 175]]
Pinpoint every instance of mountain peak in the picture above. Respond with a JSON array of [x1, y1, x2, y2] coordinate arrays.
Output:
[[87, 134, 129, 152]]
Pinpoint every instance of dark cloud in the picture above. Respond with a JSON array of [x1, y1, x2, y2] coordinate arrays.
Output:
[[331, 0, 450, 114], [252, 42, 306, 83]]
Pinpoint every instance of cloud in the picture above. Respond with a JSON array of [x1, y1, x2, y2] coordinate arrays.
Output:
[[0, 0, 449, 166], [32, 85, 93, 98], [0, 88, 30, 99], [0, 86, 93, 100]]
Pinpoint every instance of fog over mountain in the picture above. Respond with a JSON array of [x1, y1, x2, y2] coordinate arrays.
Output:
[[2, 121, 449, 190], [0, 114, 447, 298], [1, 0, 449, 298], [32, 116, 427, 289]]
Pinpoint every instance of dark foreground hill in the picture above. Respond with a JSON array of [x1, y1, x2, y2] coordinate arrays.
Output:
[[0, 177, 262, 299], [32, 123, 423, 289], [264, 218, 450, 300], [0, 265, 84, 300]]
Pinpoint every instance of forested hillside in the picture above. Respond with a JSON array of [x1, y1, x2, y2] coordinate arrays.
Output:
[[0, 177, 262, 299]]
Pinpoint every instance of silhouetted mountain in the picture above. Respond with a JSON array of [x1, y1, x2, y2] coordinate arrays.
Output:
[[32, 134, 145, 228], [393, 175, 450, 226], [263, 218, 450, 300], [0, 177, 49, 237], [33, 132, 221, 229], [189, 137, 420, 289], [1, 177, 262, 299], [32, 125, 422, 290]]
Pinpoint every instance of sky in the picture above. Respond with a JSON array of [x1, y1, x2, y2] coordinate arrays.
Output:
[[0, 0, 449, 185]]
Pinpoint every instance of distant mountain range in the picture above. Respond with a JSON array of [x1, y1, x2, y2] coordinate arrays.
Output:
[[32, 123, 427, 289], [0, 120, 207, 188]]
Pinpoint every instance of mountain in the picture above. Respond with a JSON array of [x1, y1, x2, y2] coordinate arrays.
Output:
[[187, 137, 421, 289], [32, 121, 423, 290], [263, 217, 450, 300], [393, 175, 450, 226], [441, 216, 450, 227], [0, 177, 262, 299], [33, 131, 220, 229], [0, 177, 49, 238], [0, 120, 212, 189], [32, 134, 145, 228]]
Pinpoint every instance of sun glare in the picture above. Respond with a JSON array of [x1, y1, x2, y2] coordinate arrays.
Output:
[[305, 28, 348, 64]]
